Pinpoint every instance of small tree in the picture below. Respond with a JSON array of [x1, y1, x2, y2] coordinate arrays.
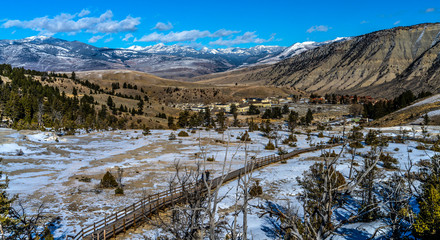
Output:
[[265, 140, 275, 150], [216, 110, 226, 130], [169, 132, 177, 140], [357, 148, 382, 222], [100, 171, 118, 188], [414, 154, 440, 238], [247, 104, 260, 115], [247, 118, 257, 132], [365, 130, 379, 146], [282, 104, 289, 114], [287, 110, 298, 133], [115, 187, 124, 195], [142, 126, 151, 136], [106, 96, 114, 109], [261, 119, 272, 137], [380, 153, 398, 169], [305, 108, 313, 126], [240, 131, 251, 141], [424, 113, 430, 126], [230, 104, 239, 126]]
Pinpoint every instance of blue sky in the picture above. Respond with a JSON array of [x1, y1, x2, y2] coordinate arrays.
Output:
[[0, 0, 438, 49]]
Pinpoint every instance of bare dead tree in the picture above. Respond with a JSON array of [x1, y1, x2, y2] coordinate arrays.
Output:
[[7, 200, 51, 240], [237, 141, 255, 240], [223, 131, 264, 240], [354, 146, 383, 222], [200, 132, 241, 240], [116, 166, 124, 187], [257, 144, 348, 240], [348, 144, 357, 179], [146, 160, 206, 240], [257, 138, 391, 240], [376, 172, 414, 239], [146, 130, 243, 240]]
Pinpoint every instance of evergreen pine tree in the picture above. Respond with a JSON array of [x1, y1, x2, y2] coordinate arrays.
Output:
[[305, 108, 314, 126]]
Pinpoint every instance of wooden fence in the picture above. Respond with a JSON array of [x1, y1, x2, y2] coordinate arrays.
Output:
[[69, 143, 341, 240]]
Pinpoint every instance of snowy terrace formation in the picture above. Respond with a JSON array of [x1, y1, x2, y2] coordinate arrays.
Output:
[[0, 125, 440, 239]]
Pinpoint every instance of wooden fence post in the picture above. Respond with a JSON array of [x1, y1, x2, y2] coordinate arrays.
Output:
[[134, 213, 136, 228], [104, 230, 106, 240], [113, 224, 116, 239]]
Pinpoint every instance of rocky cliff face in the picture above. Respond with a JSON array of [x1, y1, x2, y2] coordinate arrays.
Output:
[[214, 23, 440, 97]]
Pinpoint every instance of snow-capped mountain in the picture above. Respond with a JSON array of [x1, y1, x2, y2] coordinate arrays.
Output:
[[127, 43, 285, 57], [0, 36, 340, 79], [254, 37, 350, 65]]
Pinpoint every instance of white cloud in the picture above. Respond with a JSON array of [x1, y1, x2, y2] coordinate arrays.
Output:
[[135, 29, 238, 43], [394, 20, 400, 25], [122, 33, 134, 41], [209, 32, 274, 46], [88, 35, 104, 43], [360, 20, 368, 24], [78, 9, 91, 17], [306, 25, 330, 33], [426, 8, 435, 13], [212, 29, 240, 37], [153, 22, 173, 31], [2, 10, 141, 35], [104, 37, 113, 43]]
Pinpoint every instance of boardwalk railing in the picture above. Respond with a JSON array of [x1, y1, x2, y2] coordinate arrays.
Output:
[[69, 143, 341, 240]]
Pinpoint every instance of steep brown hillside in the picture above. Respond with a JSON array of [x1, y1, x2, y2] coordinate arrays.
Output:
[[194, 23, 440, 98]]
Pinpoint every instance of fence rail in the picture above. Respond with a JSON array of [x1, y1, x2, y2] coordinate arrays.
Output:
[[69, 142, 341, 240]]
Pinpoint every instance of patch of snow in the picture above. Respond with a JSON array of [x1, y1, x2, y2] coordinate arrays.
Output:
[[26, 132, 66, 143], [398, 94, 440, 112], [0, 143, 27, 154]]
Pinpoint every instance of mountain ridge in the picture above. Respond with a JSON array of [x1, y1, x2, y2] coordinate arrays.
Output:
[[195, 23, 440, 98], [0, 36, 342, 79]]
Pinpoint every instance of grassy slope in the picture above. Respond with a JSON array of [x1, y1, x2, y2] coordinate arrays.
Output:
[[367, 94, 440, 127], [32, 70, 302, 129]]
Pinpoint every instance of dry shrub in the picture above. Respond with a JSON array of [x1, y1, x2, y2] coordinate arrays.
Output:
[[249, 180, 263, 197], [178, 131, 189, 137], [265, 141, 275, 150]]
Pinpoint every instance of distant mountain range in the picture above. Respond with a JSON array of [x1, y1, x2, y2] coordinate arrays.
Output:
[[196, 23, 440, 98], [0, 36, 343, 79]]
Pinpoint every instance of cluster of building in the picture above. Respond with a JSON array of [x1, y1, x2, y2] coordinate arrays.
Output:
[[174, 96, 298, 113], [173, 94, 380, 114]]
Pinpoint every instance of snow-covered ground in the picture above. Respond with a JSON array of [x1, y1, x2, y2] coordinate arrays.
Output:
[[411, 109, 440, 124], [123, 127, 440, 240], [0, 127, 328, 239], [1, 125, 439, 239]]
